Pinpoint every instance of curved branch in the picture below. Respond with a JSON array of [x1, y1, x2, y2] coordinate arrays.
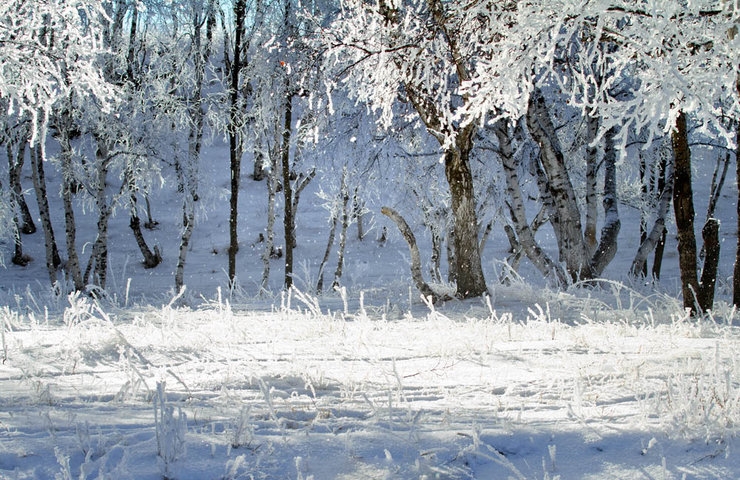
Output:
[[381, 206, 447, 302]]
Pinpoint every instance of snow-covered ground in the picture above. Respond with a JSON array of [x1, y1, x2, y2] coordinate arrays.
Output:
[[2, 139, 740, 479], [3, 287, 740, 479]]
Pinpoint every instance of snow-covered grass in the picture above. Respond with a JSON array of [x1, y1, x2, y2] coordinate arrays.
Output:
[[2, 283, 740, 479]]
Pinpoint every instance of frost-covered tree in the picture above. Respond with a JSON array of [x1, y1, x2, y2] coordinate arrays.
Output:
[[0, 0, 115, 287], [318, 0, 498, 298]]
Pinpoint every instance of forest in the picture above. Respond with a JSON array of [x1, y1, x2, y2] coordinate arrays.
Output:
[[1, 0, 740, 313], [6, 2, 740, 479]]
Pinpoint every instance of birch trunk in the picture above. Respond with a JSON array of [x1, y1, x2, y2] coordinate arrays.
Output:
[[589, 127, 620, 277], [129, 192, 161, 268], [526, 87, 588, 282], [494, 120, 566, 285], [316, 212, 337, 294], [631, 156, 674, 278], [381, 206, 440, 301], [261, 151, 278, 293], [175, 4, 210, 292], [332, 169, 351, 289]]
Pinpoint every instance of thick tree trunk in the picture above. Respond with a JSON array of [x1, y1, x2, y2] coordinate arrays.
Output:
[[381, 206, 440, 301], [638, 152, 650, 277], [90, 149, 112, 289], [444, 130, 487, 298], [7, 141, 30, 266], [672, 110, 700, 314], [30, 141, 61, 285]]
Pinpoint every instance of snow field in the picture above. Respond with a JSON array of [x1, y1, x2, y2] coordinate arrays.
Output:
[[2, 285, 740, 479]]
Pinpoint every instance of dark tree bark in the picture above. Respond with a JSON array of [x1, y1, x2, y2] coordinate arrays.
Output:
[[698, 218, 720, 312], [672, 110, 701, 314], [281, 94, 295, 289], [129, 193, 161, 268], [443, 132, 488, 297], [7, 138, 35, 234], [227, 0, 248, 288], [30, 141, 61, 285], [378, 0, 487, 298], [584, 114, 599, 260], [58, 95, 84, 291]]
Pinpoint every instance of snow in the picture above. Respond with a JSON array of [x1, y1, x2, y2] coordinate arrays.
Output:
[[2, 137, 740, 479], [3, 289, 740, 479]]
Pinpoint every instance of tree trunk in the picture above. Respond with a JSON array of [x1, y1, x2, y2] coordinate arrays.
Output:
[[698, 218, 720, 312], [735, 118, 740, 306], [444, 129, 487, 298], [353, 188, 365, 241], [652, 141, 671, 280], [7, 141, 30, 266], [89, 145, 112, 289], [638, 151, 650, 277], [175, 4, 210, 292], [494, 120, 566, 285], [316, 212, 338, 294], [332, 169, 351, 289], [281, 94, 294, 289], [526, 87, 588, 282], [672, 110, 700, 314], [59, 99, 84, 291], [631, 154, 674, 278], [589, 127, 620, 277], [129, 193, 161, 268], [8, 138, 35, 234], [261, 148, 278, 293], [227, 0, 247, 288], [381, 206, 440, 301], [584, 114, 599, 259], [30, 141, 61, 285]]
